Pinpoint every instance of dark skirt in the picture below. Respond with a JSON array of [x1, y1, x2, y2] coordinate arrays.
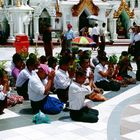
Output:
[[70, 106, 99, 123]]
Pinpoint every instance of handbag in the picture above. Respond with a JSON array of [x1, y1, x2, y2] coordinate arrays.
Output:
[[42, 96, 64, 114], [32, 110, 50, 124]]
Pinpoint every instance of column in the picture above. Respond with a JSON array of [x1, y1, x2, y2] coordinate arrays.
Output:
[[0, 0, 2, 7], [130, 0, 135, 9], [112, 18, 118, 40], [11, 0, 13, 6], [18, 16, 22, 34], [130, 18, 134, 26], [138, 1, 140, 9], [9, 21, 14, 39], [23, 0, 27, 5], [34, 16, 39, 38], [51, 16, 55, 30], [21, 0, 23, 5], [25, 22, 29, 36], [72, 16, 79, 36]]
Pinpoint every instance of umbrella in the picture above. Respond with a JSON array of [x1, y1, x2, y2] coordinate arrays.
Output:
[[72, 36, 96, 45]]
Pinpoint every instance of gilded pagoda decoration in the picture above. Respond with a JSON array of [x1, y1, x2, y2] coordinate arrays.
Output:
[[71, 0, 99, 17], [16, 0, 21, 7], [113, 0, 134, 18], [0, 0, 3, 7], [55, 0, 62, 17]]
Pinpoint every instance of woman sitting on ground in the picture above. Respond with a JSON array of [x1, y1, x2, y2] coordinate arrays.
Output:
[[94, 56, 121, 91], [118, 51, 136, 84]]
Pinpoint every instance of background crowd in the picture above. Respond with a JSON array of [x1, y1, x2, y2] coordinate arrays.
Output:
[[0, 23, 138, 123]]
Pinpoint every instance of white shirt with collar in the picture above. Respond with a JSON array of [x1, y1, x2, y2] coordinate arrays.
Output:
[[16, 67, 33, 87], [92, 26, 100, 36], [28, 72, 47, 102], [134, 32, 140, 42], [68, 81, 91, 110], [54, 68, 71, 89], [94, 63, 108, 82]]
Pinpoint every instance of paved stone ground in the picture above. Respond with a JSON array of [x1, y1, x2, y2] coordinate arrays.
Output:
[[0, 45, 140, 140]]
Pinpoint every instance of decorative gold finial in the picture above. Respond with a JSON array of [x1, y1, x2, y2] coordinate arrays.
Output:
[[56, 0, 62, 17], [16, 0, 21, 7], [0, 0, 3, 7]]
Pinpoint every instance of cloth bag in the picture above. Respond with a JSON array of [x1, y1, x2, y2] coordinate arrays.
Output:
[[32, 110, 50, 124]]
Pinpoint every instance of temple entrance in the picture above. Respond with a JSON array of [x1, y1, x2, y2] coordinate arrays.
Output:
[[39, 9, 51, 35], [0, 18, 9, 44], [79, 10, 89, 35], [116, 10, 130, 39]]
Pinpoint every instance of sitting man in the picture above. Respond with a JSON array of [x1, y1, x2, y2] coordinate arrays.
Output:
[[68, 70, 99, 123], [28, 64, 55, 114], [54, 55, 73, 104]]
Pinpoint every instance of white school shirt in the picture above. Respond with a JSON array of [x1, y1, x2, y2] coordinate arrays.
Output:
[[54, 69, 71, 89], [68, 81, 91, 110], [94, 63, 108, 82], [91, 26, 100, 36], [28, 72, 47, 102], [134, 32, 140, 42], [100, 27, 106, 36], [16, 67, 33, 87]]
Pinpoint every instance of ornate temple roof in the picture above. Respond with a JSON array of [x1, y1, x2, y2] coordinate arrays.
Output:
[[71, 0, 99, 17], [113, 0, 134, 18]]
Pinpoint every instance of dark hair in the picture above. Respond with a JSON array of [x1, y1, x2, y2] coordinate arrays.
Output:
[[121, 51, 128, 56], [79, 56, 89, 66], [95, 23, 98, 26], [39, 55, 47, 64], [75, 69, 86, 77], [59, 55, 72, 66], [0, 68, 5, 78], [82, 50, 91, 59], [12, 53, 23, 64], [29, 53, 37, 60], [48, 56, 57, 67], [98, 56, 108, 62], [102, 23, 106, 27], [26, 58, 36, 68]]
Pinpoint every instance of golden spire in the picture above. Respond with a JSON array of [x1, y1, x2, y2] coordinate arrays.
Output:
[[0, 0, 3, 7], [56, 0, 62, 17], [122, 0, 126, 2], [16, 0, 21, 7], [56, 0, 59, 12]]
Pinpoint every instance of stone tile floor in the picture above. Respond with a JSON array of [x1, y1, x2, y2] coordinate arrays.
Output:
[[0, 45, 140, 140]]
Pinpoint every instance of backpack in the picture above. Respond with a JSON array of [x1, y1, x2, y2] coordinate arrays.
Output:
[[42, 96, 64, 114]]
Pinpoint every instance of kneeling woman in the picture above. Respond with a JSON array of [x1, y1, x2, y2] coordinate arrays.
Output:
[[68, 70, 99, 123]]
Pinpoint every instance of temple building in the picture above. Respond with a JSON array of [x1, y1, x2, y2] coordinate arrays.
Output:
[[0, 0, 139, 43]]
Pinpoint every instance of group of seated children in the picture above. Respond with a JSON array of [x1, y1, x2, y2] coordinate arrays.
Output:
[[0, 49, 136, 123]]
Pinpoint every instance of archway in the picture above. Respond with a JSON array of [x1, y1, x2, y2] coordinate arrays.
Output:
[[39, 9, 51, 35], [79, 10, 89, 35], [116, 10, 130, 39], [0, 18, 9, 44]]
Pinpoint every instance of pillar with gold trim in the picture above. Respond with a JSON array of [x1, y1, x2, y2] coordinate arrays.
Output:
[[0, 0, 3, 7], [112, 18, 118, 40], [16, 0, 21, 7]]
